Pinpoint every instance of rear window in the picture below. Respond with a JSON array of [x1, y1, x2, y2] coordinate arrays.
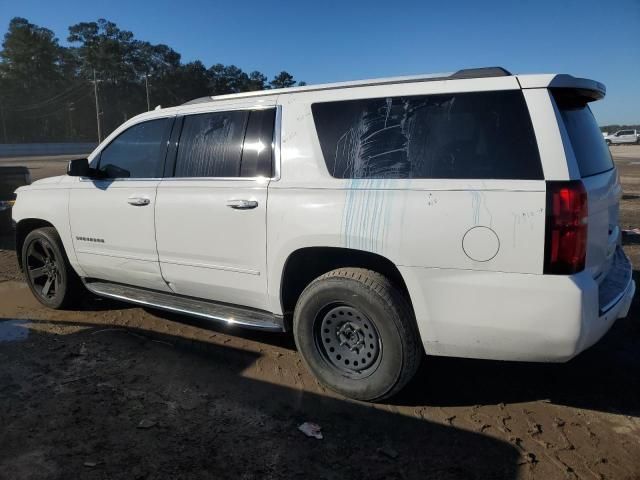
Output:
[[554, 92, 613, 178], [311, 90, 542, 180]]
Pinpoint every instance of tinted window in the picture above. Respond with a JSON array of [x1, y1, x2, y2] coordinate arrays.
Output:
[[98, 118, 171, 178], [311, 90, 542, 180], [175, 111, 248, 178], [554, 92, 613, 177], [240, 109, 275, 177]]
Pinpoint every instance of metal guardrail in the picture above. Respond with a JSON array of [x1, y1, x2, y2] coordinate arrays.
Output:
[[0, 143, 97, 158]]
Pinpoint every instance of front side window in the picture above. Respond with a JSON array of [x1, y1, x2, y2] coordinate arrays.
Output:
[[98, 118, 171, 179], [311, 90, 542, 180], [175, 111, 249, 178]]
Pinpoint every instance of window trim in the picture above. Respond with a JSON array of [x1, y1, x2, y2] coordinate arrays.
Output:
[[164, 105, 281, 182], [90, 116, 176, 182]]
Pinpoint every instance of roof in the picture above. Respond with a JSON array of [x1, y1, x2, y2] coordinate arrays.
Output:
[[181, 66, 605, 105]]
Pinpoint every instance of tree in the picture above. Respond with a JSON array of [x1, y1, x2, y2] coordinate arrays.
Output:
[[0, 16, 302, 142], [270, 71, 296, 89], [0, 18, 78, 141], [67, 19, 138, 82], [247, 71, 268, 91]]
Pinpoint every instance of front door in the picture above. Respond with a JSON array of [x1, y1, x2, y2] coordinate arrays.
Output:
[[69, 117, 174, 291], [155, 107, 276, 311]]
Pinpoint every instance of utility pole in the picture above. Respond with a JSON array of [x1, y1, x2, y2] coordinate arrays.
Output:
[[144, 74, 151, 112], [0, 102, 7, 144], [93, 69, 102, 143]]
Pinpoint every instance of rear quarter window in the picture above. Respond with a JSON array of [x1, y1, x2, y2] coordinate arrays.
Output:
[[311, 90, 542, 180], [554, 91, 613, 178]]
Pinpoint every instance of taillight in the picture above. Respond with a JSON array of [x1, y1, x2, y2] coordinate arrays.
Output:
[[544, 181, 588, 274]]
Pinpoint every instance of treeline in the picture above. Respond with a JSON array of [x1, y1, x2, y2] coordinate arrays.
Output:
[[600, 125, 640, 133], [0, 17, 305, 143]]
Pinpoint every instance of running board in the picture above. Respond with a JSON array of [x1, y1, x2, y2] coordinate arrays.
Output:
[[84, 280, 285, 332]]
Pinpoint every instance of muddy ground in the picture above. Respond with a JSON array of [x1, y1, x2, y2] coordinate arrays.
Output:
[[1, 147, 639, 480]]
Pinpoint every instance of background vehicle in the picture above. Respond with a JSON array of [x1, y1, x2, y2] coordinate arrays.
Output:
[[0, 166, 30, 231], [11, 67, 635, 401], [605, 129, 640, 145]]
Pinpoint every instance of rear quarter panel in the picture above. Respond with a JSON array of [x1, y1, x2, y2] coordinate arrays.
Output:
[[267, 80, 548, 320]]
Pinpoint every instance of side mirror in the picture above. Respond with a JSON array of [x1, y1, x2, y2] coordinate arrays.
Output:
[[67, 158, 91, 177]]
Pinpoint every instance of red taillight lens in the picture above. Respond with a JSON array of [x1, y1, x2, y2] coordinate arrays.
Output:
[[544, 181, 588, 274]]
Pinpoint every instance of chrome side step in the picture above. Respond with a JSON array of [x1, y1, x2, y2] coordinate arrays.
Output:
[[84, 280, 285, 332]]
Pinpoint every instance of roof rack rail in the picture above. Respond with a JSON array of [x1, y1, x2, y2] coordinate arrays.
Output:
[[182, 97, 215, 105], [450, 67, 512, 79], [180, 66, 513, 105]]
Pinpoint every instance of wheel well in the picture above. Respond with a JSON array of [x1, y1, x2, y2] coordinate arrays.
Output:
[[15, 219, 55, 270], [280, 247, 412, 317]]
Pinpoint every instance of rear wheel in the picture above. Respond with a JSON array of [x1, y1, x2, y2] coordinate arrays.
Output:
[[293, 268, 421, 401], [22, 227, 83, 309]]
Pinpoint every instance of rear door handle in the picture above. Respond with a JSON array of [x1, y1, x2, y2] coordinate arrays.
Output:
[[226, 199, 258, 210], [127, 196, 151, 206]]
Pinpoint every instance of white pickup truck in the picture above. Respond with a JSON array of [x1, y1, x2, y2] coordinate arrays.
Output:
[[605, 129, 640, 145], [12, 67, 635, 401]]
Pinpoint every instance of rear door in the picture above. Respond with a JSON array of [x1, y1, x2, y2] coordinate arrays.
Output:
[[553, 91, 620, 282], [155, 107, 276, 310]]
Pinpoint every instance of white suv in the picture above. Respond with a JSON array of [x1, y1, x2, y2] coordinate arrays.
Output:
[[12, 67, 636, 401]]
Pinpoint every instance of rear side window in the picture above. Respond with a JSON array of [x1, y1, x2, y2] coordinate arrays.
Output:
[[240, 109, 275, 177], [175, 111, 249, 177], [98, 118, 172, 179], [554, 91, 613, 178], [311, 90, 542, 180]]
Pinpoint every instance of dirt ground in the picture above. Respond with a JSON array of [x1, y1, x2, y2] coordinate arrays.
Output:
[[1, 147, 639, 480]]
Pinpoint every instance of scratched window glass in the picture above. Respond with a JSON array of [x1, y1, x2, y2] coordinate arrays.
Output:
[[98, 118, 171, 179], [312, 91, 542, 180], [175, 111, 248, 177]]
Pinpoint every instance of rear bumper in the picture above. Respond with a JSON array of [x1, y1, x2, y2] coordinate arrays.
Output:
[[400, 250, 635, 362]]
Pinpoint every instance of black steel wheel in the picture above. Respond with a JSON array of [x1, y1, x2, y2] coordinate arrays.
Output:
[[315, 304, 382, 379], [21, 227, 82, 309], [294, 268, 422, 401]]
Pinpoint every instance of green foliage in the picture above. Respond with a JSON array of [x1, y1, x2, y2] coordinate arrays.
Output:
[[0, 17, 302, 142], [270, 71, 296, 89]]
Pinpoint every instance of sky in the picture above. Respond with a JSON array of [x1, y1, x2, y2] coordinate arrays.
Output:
[[0, 0, 638, 124]]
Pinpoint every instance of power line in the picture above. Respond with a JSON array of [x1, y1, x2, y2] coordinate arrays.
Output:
[[5, 83, 90, 112], [20, 90, 93, 119]]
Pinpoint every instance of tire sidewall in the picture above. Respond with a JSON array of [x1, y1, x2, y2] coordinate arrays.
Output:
[[294, 277, 406, 400], [22, 229, 70, 309]]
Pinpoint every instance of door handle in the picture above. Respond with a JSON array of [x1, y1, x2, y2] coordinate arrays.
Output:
[[226, 199, 258, 210], [127, 196, 151, 206]]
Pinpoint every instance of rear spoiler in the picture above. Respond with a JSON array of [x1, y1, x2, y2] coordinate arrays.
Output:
[[517, 74, 606, 101]]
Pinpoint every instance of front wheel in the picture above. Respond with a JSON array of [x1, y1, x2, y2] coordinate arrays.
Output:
[[606, 139, 612, 146], [22, 227, 83, 309], [293, 268, 422, 401]]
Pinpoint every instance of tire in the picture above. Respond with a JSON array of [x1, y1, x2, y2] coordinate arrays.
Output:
[[293, 268, 421, 401], [606, 140, 611, 146], [22, 227, 83, 309]]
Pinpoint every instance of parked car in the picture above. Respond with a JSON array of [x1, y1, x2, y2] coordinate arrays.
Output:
[[12, 67, 635, 401], [605, 129, 640, 145], [0, 166, 30, 231]]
